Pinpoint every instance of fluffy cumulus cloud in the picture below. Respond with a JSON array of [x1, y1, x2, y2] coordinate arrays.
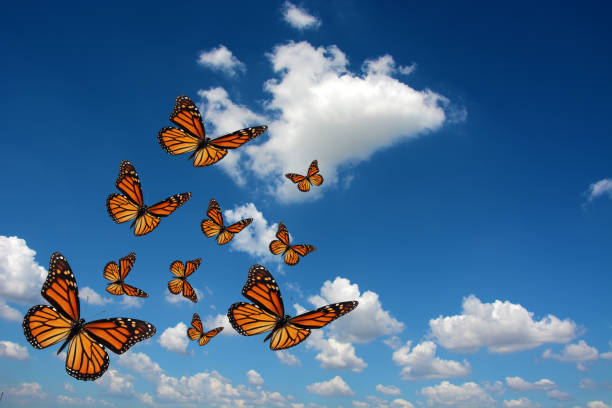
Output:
[[587, 402, 611, 408], [276, 350, 301, 366], [96, 368, 154, 405], [0, 236, 47, 309], [0, 340, 29, 360], [586, 178, 612, 201], [282, 1, 321, 30], [376, 384, 402, 396], [198, 41, 448, 202], [306, 376, 354, 397], [80, 286, 113, 305], [158, 322, 190, 354], [502, 397, 541, 408], [505, 377, 556, 392], [308, 276, 404, 343], [224, 202, 279, 261], [362, 55, 416, 76], [247, 370, 264, 386], [542, 340, 599, 370], [429, 295, 577, 353], [118, 351, 163, 381], [602, 341, 612, 359], [420, 381, 496, 408], [392, 340, 470, 380], [203, 313, 237, 336], [306, 330, 367, 372], [8, 382, 47, 398], [197, 45, 246, 76]]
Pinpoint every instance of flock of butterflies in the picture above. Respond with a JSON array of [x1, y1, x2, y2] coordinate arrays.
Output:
[[21, 95, 357, 381]]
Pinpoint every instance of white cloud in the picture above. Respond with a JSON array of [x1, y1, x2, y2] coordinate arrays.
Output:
[[247, 369, 264, 386], [56, 395, 113, 406], [362, 55, 415, 77], [384, 336, 402, 350], [198, 41, 448, 202], [542, 340, 599, 370], [158, 322, 190, 354], [96, 368, 153, 404], [420, 381, 496, 408], [308, 276, 404, 343], [204, 313, 237, 336], [0, 300, 21, 321], [392, 340, 470, 380], [429, 295, 578, 353], [0, 236, 46, 306], [580, 378, 612, 390], [482, 381, 504, 395], [587, 178, 612, 201], [118, 351, 163, 381], [276, 350, 301, 366], [546, 389, 573, 401], [505, 377, 557, 392], [376, 384, 401, 396], [64, 382, 76, 393], [307, 330, 367, 372], [587, 402, 611, 408], [80, 286, 113, 305], [0, 340, 29, 360], [165, 287, 203, 305], [119, 296, 144, 309], [391, 399, 415, 408], [306, 375, 354, 397], [282, 1, 321, 30], [224, 203, 278, 261], [502, 397, 541, 408], [8, 382, 47, 398], [601, 341, 612, 359], [197, 45, 246, 76]]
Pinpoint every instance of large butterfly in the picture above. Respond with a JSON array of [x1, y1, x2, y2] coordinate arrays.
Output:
[[167, 258, 200, 303], [103, 252, 148, 297], [22, 252, 156, 381], [201, 198, 253, 245], [158, 95, 268, 167], [285, 160, 324, 192], [269, 222, 316, 266], [187, 313, 223, 346], [228, 265, 358, 350], [106, 160, 191, 236]]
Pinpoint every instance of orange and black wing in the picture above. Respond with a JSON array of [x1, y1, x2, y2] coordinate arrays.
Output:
[[65, 331, 109, 381], [158, 127, 201, 156], [290, 301, 359, 328], [103, 261, 121, 284], [227, 302, 278, 336], [169, 95, 206, 140], [184, 258, 201, 278], [115, 160, 144, 207], [307, 160, 323, 186], [106, 194, 140, 225], [146, 193, 192, 218], [217, 218, 253, 245], [268, 323, 311, 350], [22, 305, 72, 349], [209, 126, 268, 149], [201, 198, 223, 238], [241, 264, 284, 317], [199, 327, 223, 346], [116, 252, 136, 281], [121, 283, 148, 298], [169, 260, 185, 278], [84, 318, 156, 354], [284, 244, 316, 266], [286, 173, 311, 192], [182, 280, 198, 303], [188, 313, 203, 340], [269, 222, 290, 255], [168, 278, 184, 295], [42, 252, 80, 322]]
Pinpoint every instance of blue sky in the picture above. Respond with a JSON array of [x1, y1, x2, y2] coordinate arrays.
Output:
[[1, 1, 611, 407]]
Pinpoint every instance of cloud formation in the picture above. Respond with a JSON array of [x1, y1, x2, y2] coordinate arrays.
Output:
[[392, 341, 470, 380], [420, 381, 495, 408], [306, 375, 354, 397], [158, 322, 190, 354], [282, 2, 321, 30], [198, 45, 246, 76]]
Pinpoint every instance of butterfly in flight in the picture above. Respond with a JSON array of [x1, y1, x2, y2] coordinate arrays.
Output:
[[187, 313, 223, 346], [167, 258, 201, 303], [106, 160, 191, 236], [228, 265, 358, 350], [269, 222, 316, 266], [285, 160, 324, 192], [103, 252, 148, 297], [22, 252, 156, 380], [201, 198, 253, 245], [158, 95, 268, 167]]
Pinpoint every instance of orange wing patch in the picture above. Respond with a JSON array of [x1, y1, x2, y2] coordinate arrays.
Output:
[[285, 160, 324, 192], [201, 199, 253, 245], [269, 223, 316, 266]]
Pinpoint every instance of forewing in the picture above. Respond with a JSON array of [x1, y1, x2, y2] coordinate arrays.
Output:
[[269, 324, 311, 350], [170, 261, 185, 277], [22, 305, 72, 349], [122, 283, 148, 298], [306, 160, 319, 177], [103, 261, 120, 283], [42, 252, 80, 322], [290, 301, 359, 329], [227, 302, 278, 336], [182, 280, 198, 303], [200, 327, 223, 346], [169, 95, 205, 139], [241, 265, 284, 316], [65, 331, 109, 381], [158, 127, 200, 155], [225, 218, 252, 233], [210, 126, 267, 149], [201, 219, 222, 238], [190, 313, 203, 334], [184, 258, 201, 277], [291, 244, 316, 256], [275, 223, 291, 245], [84, 318, 156, 354], [206, 198, 224, 226], [147, 192, 191, 217], [285, 173, 306, 183], [115, 160, 143, 206], [118, 252, 136, 280], [106, 194, 139, 224]]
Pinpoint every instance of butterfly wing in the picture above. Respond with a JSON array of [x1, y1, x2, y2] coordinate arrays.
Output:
[[65, 331, 109, 381], [188, 313, 203, 340], [146, 193, 192, 217], [42, 252, 80, 322], [118, 253, 136, 280], [284, 244, 316, 266], [22, 305, 72, 349], [199, 327, 223, 346], [306, 160, 319, 177], [158, 127, 201, 156], [184, 258, 201, 278], [268, 323, 311, 350], [103, 261, 121, 283], [106, 194, 140, 224], [169, 260, 185, 277], [168, 278, 184, 295], [121, 283, 148, 298], [84, 318, 156, 354], [285, 173, 306, 184], [227, 302, 278, 336], [115, 160, 144, 207], [209, 126, 268, 149], [289, 301, 359, 328], [201, 198, 224, 238], [190, 145, 228, 167], [182, 280, 198, 303], [105, 283, 125, 296], [169, 95, 206, 140], [269, 223, 290, 255], [132, 212, 161, 236], [217, 218, 253, 245], [241, 264, 284, 317], [309, 174, 324, 186]]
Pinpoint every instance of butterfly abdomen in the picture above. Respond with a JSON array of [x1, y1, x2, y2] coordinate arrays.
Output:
[[57, 319, 85, 354]]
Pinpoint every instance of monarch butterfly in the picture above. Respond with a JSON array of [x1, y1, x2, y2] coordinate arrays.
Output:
[[106, 160, 191, 236], [103, 252, 148, 297], [187, 313, 223, 346], [285, 160, 324, 192], [201, 198, 253, 245], [158, 95, 268, 167], [22, 252, 156, 381], [167, 258, 201, 303], [228, 265, 358, 350], [269, 222, 316, 266]]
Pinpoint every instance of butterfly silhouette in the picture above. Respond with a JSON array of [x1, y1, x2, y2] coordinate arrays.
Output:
[[22, 252, 156, 380], [269, 222, 316, 265], [167, 258, 201, 303], [187, 313, 223, 346], [285, 160, 324, 192], [103, 252, 148, 297], [228, 265, 358, 350], [158, 95, 268, 167], [106, 160, 191, 236], [201, 198, 253, 245]]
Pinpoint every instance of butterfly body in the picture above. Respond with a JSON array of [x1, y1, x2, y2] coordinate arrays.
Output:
[[56, 318, 85, 355]]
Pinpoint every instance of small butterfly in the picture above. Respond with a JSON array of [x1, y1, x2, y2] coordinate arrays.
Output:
[[187, 313, 223, 346], [269, 222, 315, 266], [22, 252, 155, 380], [158, 95, 268, 167], [201, 198, 253, 245], [167, 258, 201, 303], [285, 160, 324, 192], [103, 252, 148, 297], [228, 265, 358, 350], [106, 160, 191, 236]]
